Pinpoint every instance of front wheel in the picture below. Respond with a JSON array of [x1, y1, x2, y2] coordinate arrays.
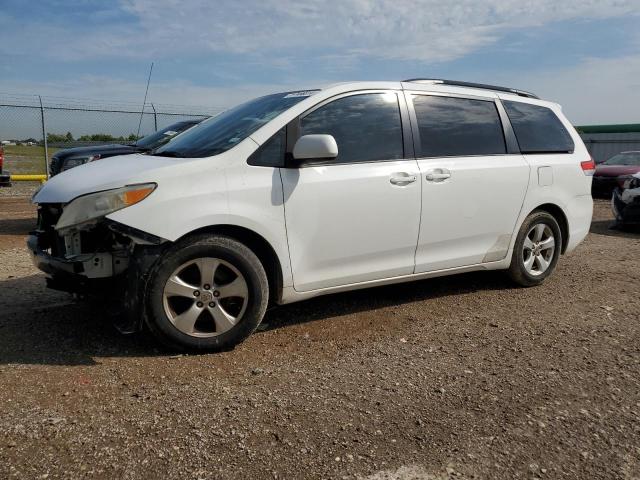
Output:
[[145, 235, 269, 351], [507, 211, 562, 287]]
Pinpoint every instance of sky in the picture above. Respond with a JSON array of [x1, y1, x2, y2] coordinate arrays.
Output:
[[1, 0, 640, 126]]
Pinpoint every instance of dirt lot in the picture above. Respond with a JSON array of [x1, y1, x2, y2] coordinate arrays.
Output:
[[0, 189, 638, 480]]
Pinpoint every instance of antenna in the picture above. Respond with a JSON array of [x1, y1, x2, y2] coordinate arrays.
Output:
[[136, 62, 154, 139]]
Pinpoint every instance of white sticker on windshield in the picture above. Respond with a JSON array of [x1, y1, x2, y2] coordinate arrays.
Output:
[[163, 130, 178, 136], [283, 91, 315, 98]]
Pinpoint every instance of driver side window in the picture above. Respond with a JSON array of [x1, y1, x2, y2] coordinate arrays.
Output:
[[299, 92, 404, 164]]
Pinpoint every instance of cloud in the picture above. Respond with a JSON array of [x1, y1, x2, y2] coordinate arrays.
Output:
[[4, 52, 639, 125], [121, 0, 639, 62], [2, 0, 639, 63], [510, 54, 640, 125], [1, 0, 639, 125], [0, 75, 323, 112]]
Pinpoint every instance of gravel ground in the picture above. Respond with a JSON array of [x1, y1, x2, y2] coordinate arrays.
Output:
[[0, 188, 639, 480], [0, 181, 42, 197]]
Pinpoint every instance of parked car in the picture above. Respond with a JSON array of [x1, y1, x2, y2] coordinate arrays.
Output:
[[612, 172, 640, 226], [28, 79, 594, 351], [0, 145, 10, 187], [591, 151, 640, 197], [48, 119, 203, 176]]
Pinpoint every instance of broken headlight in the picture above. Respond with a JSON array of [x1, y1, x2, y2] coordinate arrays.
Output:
[[55, 183, 156, 232]]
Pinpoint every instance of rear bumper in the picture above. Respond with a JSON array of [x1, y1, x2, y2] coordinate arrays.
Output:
[[565, 194, 593, 253], [612, 188, 640, 225], [0, 172, 11, 187]]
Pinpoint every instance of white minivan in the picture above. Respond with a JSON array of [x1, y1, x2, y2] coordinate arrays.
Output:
[[29, 79, 594, 351]]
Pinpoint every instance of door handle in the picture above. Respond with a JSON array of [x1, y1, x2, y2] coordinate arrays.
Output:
[[389, 173, 417, 186], [425, 169, 451, 182]]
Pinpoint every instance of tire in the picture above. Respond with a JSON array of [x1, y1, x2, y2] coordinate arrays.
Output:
[[507, 211, 562, 287], [145, 234, 268, 352]]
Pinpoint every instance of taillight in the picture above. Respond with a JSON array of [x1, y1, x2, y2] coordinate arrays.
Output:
[[581, 157, 596, 176], [0, 147, 4, 170]]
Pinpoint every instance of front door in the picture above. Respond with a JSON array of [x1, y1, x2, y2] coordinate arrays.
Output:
[[280, 91, 421, 292]]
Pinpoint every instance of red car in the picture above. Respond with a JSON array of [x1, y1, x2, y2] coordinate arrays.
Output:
[[592, 151, 640, 197]]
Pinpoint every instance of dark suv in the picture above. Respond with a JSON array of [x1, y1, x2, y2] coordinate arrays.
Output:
[[49, 119, 203, 176]]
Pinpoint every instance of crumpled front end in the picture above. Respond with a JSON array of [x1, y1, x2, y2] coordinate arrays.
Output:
[[27, 203, 168, 332], [612, 175, 640, 225]]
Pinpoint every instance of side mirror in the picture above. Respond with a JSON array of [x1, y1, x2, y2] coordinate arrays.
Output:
[[292, 134, 338, 161]]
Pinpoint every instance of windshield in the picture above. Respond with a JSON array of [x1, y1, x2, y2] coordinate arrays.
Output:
[[603, 152, 640, 166], [152, 91, 317, 158], [135, 120, 201, 150]]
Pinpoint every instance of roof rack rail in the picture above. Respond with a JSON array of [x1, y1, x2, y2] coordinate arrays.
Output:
[[402, 78, 539, 99]]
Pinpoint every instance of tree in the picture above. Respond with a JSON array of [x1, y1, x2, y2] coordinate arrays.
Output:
[[46, 133, 67, 143]]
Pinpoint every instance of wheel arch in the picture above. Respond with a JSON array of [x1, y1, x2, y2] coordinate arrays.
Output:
[[530, 203, 570, 254], [175, 225, 284, 304]]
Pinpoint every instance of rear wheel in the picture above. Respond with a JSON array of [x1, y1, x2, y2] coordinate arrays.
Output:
[[507, 211, 562, 287], [146, 235, 268, 351]]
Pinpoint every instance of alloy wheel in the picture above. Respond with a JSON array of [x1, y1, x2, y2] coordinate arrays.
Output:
[[162, 257, 248, 337], [522, 223, 556, 277]]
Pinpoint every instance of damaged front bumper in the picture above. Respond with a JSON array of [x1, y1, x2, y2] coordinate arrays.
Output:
[[27, 206, 169, 332], [612, 187, 640, 225], [26, 233, 113, 292], [26, 217, 140, 291]]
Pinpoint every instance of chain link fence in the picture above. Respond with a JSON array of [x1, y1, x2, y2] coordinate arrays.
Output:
[[0, 93, 224, 176], [7, 92, 637, 177]]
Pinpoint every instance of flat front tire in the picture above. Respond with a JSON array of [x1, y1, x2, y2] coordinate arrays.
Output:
[[507, 211, 562, 287], [145, 235, 268, 351]]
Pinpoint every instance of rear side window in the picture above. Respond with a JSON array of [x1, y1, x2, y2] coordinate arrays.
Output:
[[300, 93, 404, 164], [412, 95, 506, 157], [503, 101, 574, 154]]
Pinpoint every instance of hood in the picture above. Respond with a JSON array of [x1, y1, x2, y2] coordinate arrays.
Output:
[[594, 164, 640, 177], [33, 154, 183, 203], [52, 143, 140, 160]]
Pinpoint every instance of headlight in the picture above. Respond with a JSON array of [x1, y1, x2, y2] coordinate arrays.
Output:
[[61, 154, 101, 172], [55, 183, 156, 231]]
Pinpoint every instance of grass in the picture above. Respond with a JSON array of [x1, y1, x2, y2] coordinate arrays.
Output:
[[2, 145, 60, 175]]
